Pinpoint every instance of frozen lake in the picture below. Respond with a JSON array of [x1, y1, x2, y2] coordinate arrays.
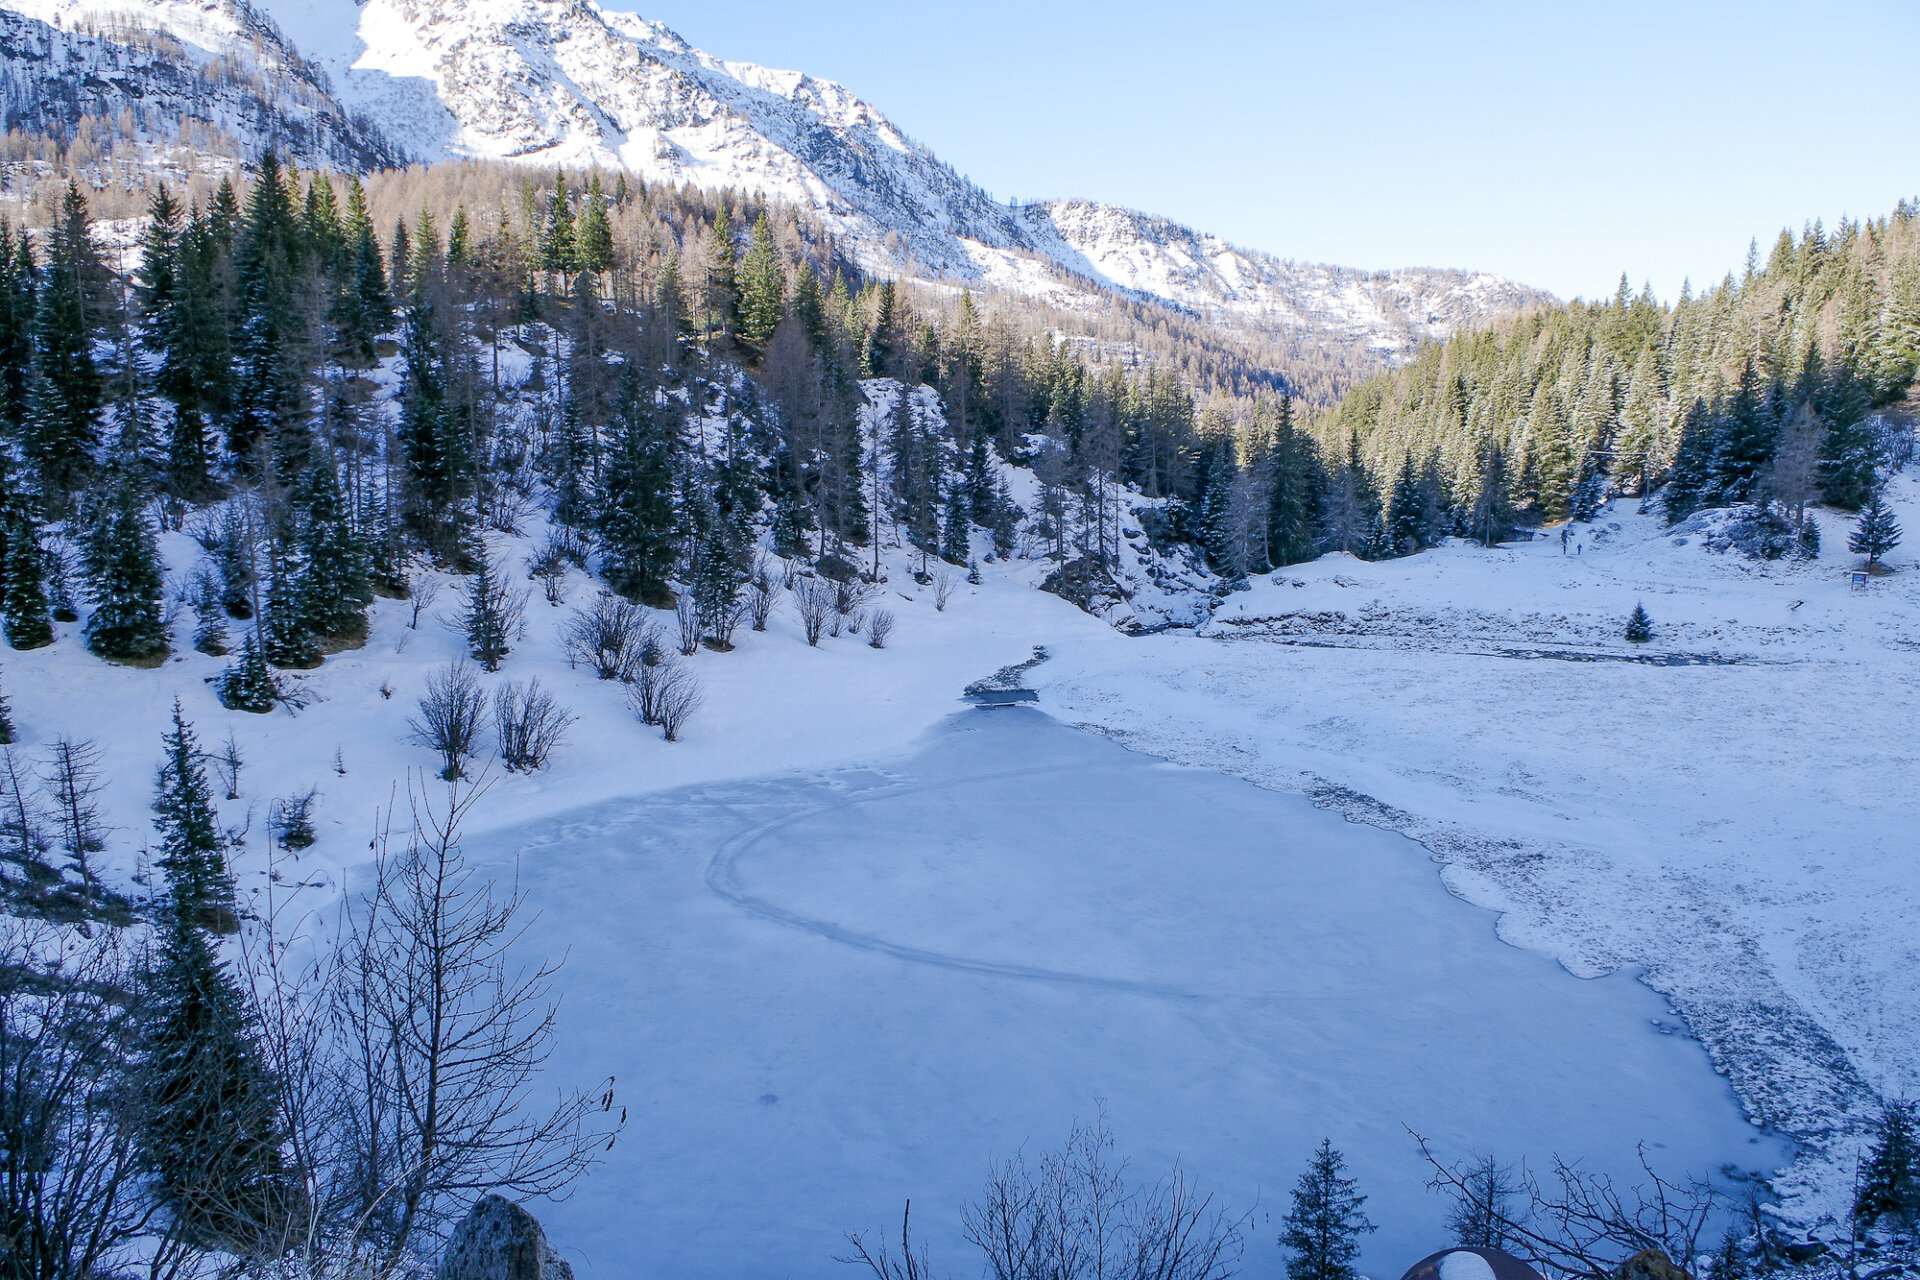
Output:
[[479, 709, 1784, 1278]]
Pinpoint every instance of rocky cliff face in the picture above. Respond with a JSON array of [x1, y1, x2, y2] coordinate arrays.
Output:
[[0, 0, 1551, 367]]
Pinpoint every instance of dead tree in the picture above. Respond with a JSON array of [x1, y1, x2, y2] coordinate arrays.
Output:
[[39, 736, 108, 881], [333, 775, 617, 1273]]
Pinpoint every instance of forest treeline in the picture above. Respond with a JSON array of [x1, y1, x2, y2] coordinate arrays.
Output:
[[0, 158, 1916, 694]]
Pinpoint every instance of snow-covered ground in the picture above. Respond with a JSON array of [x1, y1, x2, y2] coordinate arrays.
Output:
[[4, 456, 1914, 1271], [1039, 470, 1920, 1232]]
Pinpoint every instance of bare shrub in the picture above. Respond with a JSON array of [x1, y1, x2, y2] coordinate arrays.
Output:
[[624, 639, 679, 727], [708, 596, 749, 651], [407, 576, 441, 630], [675, 595, 702, 657], [835, 577, 875, 618], [408, 662, 489, 779], [0, 923, 151, 1280], [794, 578, 835, 647], [748, 577, 779, 632], [933, 571, 955, 612], [495, 679, 575, 772], [848, 1111, 1241, 1280], [561, 595, 651, 682], [868, 610, 895, 650], [655, 665, 703, 743], [1414, 1129, 1720, 1280], [527, 545, 569, 606]]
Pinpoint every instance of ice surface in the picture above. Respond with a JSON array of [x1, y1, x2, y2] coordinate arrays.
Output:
[[468, 710, 1784, 1279]]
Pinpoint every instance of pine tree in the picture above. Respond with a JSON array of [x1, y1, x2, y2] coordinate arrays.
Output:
[[462, 556, 519, 671], [261, 543, 318, 670], [1854, 1103, 1919, 1231], [940, 479, 972, 566], [542, 172, 577, 275], [27, 183, 106, 503], [738, 213, 786, 345], [293, 462, 372, 642], [1279, 1139, 1377, 1280], [143, 703, 288, 1249], [1850, 490, 1902, 568], [0, 450, 52, 650], [0, 671, 12, 744], [229, 153, 309, 477], [1626, 602, 1653, 644], [0, 226, 36, 435], [217, 633, 277, 713], [1663, 398, 1717, 523], [1385, 454, 1431, 557], [598, 367, 680, 606], [577, 176, 614, 275], [80, 468, 168, 663]]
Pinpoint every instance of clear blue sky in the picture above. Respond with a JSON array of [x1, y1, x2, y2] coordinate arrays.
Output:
[[619, 0, 1917, 302]]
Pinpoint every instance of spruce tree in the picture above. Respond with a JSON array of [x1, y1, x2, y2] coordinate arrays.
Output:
[[599, 367, 680, 606], [1626, 603, 1653, 644], [1663, 399, 1717, 523], [940, 480, 972, 566], [0, 226, 35, 435], [542, 172, 577, 275], [143, 703, 288, 1248], [230, 153, 310, 480], [293, 461, 372, 642], [27, 183, 106, 503], [261, 544, 318, 670], [80, 468, 169, 663], [462, 556, 518, 671], [217, 633, 277, 713], [1385, 454, 1430, 557], [577, 176, 614, 275], [0, 450, 52, 650], [1850, 491, 1902, 568], [738, 212, 786, 345], [1854, 1103, 1919, 1231], [1279, 1139, 1376, 1280], [0, 670, 11, 744]]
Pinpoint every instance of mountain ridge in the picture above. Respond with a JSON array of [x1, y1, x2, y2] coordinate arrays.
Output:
[[0, 0, 1554, 372]]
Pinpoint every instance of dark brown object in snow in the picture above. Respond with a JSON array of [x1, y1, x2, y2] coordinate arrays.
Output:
[[1400, 1246, 1549, 1280]]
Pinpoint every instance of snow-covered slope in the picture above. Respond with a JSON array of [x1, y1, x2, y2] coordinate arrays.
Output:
[[0, 0, 399, 171], [0, 0, 1549, 364]]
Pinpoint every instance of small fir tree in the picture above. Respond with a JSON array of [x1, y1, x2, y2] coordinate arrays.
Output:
[[0, 673, 13, 744], [463, 556, 520, 672], [1850, 491, 1902, 568], [1625, 603, 1653, 644], [1855, 1103, 1919, 1232], [80, 470, 169, 663], [1279, 1139, 1376, 1280], [217, 633, 277, 713]]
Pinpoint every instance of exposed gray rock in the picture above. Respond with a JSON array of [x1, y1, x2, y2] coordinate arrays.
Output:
[[437, 1195, 574, 1280]]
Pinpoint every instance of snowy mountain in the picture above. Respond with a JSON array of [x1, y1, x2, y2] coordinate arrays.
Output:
[[0, 0, 1550, 364], [0, 0, 399, 171]]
